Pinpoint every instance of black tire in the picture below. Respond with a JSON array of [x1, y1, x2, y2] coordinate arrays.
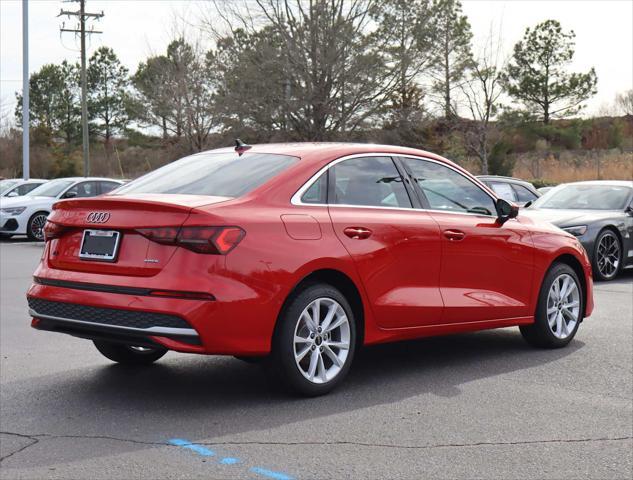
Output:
[[26, 211, 49, 241], [271, 283, 357, 397], [520, 262, 583, 348], [592, 229, 622, 281], [93, 341, 167, 365]]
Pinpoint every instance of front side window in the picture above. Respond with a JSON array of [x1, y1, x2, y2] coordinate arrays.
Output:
[[115, 152, 298, 198], [331, 157, 412, 208], [403, 158, 496, 215]]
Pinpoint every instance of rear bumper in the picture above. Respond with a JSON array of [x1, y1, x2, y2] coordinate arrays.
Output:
[[26, 273, 280, 355], [28, 296, 202, 351]]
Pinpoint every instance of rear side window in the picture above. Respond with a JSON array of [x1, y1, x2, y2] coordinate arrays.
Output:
[[115, 152, 298, 197], [513, 184, 538, 202], [302, 172, 328, 204], [99, 181, 121, 194], [489, 182, 517, 202], [331, 157, 412, 208]]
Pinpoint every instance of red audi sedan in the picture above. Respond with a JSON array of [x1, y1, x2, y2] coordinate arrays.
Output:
[[27, 143, 594, 396]]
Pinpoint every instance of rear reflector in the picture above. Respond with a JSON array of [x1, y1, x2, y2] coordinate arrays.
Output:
[[148, 290, 216, 301], [136, 226, 245, 255]]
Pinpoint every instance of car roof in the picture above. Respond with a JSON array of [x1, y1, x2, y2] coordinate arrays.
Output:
[[49, 177, 124, 183], [201, 142, 451, 162], [560, 180, 633, 187], [4, 178, 47, 182], [477, 175, 528, 183]]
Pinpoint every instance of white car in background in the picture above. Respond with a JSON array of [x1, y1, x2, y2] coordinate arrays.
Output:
[[0, 177, 123, 240], [0, 178, 48, 198]]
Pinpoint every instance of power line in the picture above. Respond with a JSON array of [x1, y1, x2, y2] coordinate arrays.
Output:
[[58, 0, 104, 177]]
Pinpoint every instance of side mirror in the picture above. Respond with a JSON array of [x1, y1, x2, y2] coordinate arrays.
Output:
[[625, 205, 633, 216], [496, 198, 519, 225], [6, 191, 18, 197], [62, 191, 77, 199]]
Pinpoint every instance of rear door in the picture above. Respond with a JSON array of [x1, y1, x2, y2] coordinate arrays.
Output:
[[400, 157, 535, 323], [326, 155, 443, 328]]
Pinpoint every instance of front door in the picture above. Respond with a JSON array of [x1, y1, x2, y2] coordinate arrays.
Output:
[[400, 156, 535, 323]]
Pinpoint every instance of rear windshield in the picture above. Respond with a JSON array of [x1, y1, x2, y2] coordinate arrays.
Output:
[[114, 152, 298, 197]]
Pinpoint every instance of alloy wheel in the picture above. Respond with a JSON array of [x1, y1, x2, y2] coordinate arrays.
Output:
[[293, 297, 351, 384], [30, 214, 48, 241], [596, 232, 620, 279], [546, 273, 580, 339]]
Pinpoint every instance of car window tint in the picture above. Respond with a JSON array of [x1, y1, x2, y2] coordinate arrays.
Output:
[[115, 152, 298, 198], [331, 157, 412, 208], [99, 181, 120, 194], [489, 182, 517, 201], [403, 158, 496, 215], [66, 181, 98, 198], [301, 172, 327, 204], [512, 184, 538, 202]]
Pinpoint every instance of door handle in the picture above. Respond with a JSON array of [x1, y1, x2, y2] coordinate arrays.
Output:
[[343, 227, 372, 239], [444, 229, 465, 241]]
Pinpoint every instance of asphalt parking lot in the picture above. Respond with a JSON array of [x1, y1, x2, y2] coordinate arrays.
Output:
[[1, 239, 632, 480]]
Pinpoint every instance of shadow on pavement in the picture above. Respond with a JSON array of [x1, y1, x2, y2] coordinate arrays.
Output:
[[1, 328, 584, 468]]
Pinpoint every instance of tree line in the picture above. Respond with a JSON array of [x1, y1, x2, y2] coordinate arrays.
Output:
[[13, 0, 629, 176]]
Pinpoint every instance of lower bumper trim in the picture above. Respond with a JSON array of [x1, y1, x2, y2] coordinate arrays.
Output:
[[30, 309, 201, 346]]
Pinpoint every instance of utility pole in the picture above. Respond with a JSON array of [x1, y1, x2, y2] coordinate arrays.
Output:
[[22, 0, 29, 180], [59, 0, 103, 177]]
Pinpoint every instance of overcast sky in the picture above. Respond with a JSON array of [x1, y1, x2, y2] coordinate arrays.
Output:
[[1, 0, 632, 122]]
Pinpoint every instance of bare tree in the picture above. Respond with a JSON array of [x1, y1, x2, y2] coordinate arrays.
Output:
[[204, 0, 398, 140], [460, 25, 505, 174], [616, 89, 633, 116]]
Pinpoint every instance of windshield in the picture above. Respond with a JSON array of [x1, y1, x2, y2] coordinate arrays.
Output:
[[115, 152, 298, 197], [532, 184, 632, 210], [0, 180, 19, 194], [26, 179, 75, 198]]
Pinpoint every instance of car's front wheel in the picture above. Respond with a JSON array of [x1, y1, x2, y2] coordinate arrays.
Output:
[[26, 211, 49, 241], [592, 229, 622, 281], [520, 262, 583, 348], [272, 283, 356, 396], [93, 341, 167, 365]]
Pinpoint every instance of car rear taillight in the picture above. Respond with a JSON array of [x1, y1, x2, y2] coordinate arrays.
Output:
[[136, 226, 245, 255], [43, 221, 68, 241]]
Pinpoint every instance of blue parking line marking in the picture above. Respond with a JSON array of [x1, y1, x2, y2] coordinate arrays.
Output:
[[169, 438, 215, 456], [168, 438, 294, 479], [250, 467, 295, 480], [169, 438, 191, 446]]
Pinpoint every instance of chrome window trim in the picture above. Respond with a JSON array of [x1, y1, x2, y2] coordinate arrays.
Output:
[[290, 152, 498, 218]]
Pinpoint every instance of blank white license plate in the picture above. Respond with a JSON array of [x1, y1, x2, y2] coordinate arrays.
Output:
[[79, 229, 121, 262]]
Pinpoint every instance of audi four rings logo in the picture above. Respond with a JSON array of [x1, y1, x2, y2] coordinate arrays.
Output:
[[86, 212, 110, 223]]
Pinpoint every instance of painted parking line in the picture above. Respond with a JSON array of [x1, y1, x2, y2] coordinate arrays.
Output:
[[168, 438, 294, 480], [250, 467, 295, 480]]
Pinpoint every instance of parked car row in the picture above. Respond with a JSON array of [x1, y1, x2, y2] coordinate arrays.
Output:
[[0, 177, 124, 240]]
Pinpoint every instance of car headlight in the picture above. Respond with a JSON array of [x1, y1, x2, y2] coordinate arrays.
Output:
[[0, 207, 27, 216], [562, 225, 588, 236]]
